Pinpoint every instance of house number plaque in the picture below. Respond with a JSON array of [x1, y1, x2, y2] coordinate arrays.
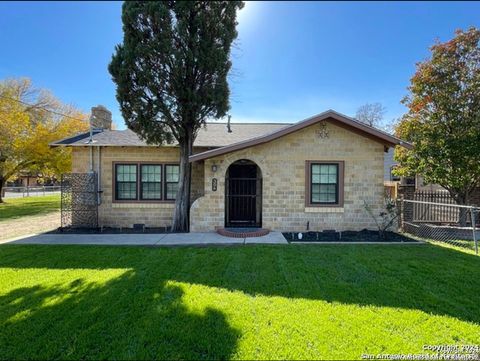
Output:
[[212, 178, 217, 191]]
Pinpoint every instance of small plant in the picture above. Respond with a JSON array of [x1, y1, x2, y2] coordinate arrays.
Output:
[[364, 199, 400, 240]]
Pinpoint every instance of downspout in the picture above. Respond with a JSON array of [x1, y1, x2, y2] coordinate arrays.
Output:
[[88, 115, 94, 173], [97, 146, 102, 205]]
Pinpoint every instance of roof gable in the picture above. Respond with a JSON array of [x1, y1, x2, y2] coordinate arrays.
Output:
[[189, 110, 411, 162]]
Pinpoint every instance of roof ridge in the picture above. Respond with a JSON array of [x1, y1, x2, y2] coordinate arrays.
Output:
[[204, 122, 292, 125]]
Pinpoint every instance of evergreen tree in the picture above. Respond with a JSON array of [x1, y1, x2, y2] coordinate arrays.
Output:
[[109, 1, 243, 231]]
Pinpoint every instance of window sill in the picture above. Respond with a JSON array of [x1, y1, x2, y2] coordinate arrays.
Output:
[[305, 207, 344, 213], [112, 202, 175, 209]]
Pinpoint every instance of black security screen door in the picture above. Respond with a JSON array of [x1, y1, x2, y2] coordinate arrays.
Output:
[[225, 161, 262, 227]]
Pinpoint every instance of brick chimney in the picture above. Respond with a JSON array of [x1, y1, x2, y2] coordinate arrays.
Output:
[[90, 105, 112, 130]]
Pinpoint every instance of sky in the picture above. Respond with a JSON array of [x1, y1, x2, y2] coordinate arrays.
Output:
[[0, 1, 479, 129]]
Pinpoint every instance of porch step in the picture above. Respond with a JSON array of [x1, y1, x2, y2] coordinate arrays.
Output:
[[217, 228, 270, 238]]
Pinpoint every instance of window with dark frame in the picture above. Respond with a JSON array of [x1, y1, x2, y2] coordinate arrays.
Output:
[[115, 164, 138, 200], [165, 164, 180, 200], [310, 163, 339, 204], [140, 165, 162, 200], [114, 163, 179, 201]]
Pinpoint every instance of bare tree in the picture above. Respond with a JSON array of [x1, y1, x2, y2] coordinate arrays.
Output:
[[355, 103, 386, 127]]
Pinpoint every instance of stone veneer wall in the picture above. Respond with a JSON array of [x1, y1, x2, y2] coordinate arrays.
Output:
[[71, 146, 205, 228], [190, 121, 385, 232]]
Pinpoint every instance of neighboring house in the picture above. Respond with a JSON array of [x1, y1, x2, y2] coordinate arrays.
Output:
[[51, 108, 408, 232], [8, 172, 42, 187], [384, 148, 444, 191], [384, 148, 400, 182]]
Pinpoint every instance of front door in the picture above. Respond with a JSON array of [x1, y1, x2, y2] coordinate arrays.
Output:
[[225, 163, 262, 227]]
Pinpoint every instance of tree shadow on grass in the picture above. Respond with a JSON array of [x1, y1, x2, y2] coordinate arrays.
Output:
[[0, 270, 240, 360], [0, 242, 479, 358]]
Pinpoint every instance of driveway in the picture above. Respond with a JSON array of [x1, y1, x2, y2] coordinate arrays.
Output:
[[0, 211, 60, 242], [2, 231, 288, 246]]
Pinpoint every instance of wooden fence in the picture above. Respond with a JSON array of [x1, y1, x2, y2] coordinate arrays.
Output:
[[412, 190, 458, 223]]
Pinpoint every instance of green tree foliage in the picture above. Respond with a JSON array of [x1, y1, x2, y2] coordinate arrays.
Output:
[[109, 1, 243, 231], [0, 78, 88, 202], [395, 27, 480, 206]]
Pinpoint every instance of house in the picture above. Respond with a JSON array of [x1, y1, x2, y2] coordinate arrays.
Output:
[[7, 172, 59, 188], [51, 106, 409, 232]]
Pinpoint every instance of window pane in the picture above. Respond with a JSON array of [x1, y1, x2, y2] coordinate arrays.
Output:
[[166, 165, 179, 182], [116, 164, 137, 182], [142, 182, 161, 199], [311, 164, 338, 184], [318, 192, 336, 203], [320, 165, 330, 174], [311, 183, 321, 203], [129, 168, 136, 181], [141, 165, 161, 182], [320, 184, 336, 194], [166, 183, 178, 200], [118, 182, 136, 200], [319, 193, 329, 202]]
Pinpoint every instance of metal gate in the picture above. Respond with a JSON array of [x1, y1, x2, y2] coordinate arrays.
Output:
[[61, 172, 98, 229], [225, 177, 262, 227]]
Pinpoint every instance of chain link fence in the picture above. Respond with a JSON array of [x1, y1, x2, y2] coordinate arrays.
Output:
[[399, 199, 479, 254], [2, 185, 61, 198]]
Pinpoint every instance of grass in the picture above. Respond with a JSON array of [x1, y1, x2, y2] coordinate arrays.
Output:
[[0, 244, 479, 360], [0, 195, 60, 221]]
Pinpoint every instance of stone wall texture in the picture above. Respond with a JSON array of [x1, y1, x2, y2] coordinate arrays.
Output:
[[190, 121, 385, 232], [71, 146, 205, 228], [71, 120, 385, 231]]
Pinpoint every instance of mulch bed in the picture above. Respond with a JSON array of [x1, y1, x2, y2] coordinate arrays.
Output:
[[283, 229, 419, 243]]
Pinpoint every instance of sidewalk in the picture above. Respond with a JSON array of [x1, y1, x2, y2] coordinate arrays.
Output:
[[2, 231, 288, 246]]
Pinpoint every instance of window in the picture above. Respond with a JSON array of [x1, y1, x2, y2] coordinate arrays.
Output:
[[306, 161, 344, 207], [165, 164, 180, 200], [311, 163, 338, 204], [390, 166, 400, 181], [115, 164, 137, 200], [140, 165, 162, 200], [114, 163, 179, 202]]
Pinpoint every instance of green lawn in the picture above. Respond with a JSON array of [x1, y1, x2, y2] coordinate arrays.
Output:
[[0, 194, 60, 221], [0, 244, 479, 360]]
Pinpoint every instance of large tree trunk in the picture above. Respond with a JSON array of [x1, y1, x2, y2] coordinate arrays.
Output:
[[171, 132, 193, 232]]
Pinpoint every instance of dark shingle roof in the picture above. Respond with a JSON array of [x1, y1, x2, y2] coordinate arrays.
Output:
[[50, 122, 291, 148]]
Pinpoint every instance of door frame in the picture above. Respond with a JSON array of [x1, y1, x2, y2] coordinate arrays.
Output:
[[224, 160, 262, 228]]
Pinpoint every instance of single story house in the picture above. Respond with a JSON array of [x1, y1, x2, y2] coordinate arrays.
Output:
[[51, 107, 409, 232]]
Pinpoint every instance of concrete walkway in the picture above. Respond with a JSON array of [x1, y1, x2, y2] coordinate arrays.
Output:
[[3, 231, 288, 246]]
